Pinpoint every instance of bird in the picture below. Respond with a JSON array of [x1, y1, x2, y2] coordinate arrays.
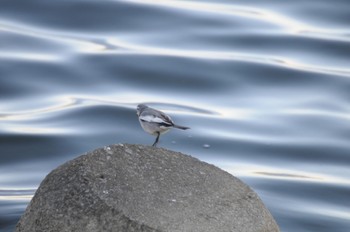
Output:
[[136, 104, 190, 147]]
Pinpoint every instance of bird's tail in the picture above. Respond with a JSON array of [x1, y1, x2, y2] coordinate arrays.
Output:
[[173, 124, 190, 130]]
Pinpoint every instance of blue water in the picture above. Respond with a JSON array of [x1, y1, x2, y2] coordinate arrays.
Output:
[[1, 0, 350, 231]]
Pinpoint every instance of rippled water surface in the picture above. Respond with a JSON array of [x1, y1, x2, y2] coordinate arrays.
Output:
[[1, 0, 350, 231]]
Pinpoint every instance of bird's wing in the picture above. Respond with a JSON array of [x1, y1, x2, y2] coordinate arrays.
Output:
[[140, 111, 174, 126], [158, 111, 174, 124]]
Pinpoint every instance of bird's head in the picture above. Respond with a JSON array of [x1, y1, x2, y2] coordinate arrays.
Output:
[[136, 104, 148, 116]]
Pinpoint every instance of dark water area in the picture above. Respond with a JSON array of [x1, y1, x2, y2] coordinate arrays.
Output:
[[1, 0, 350, 231]]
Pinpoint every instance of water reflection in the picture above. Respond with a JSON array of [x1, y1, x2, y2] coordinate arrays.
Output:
[[219, 163, 350, 186], [0, 51, 61, 62], [0, 190, 34, 201], [0, 22, 106, 53], [124, 0, 350, 41], [106, 38, 350, 78]]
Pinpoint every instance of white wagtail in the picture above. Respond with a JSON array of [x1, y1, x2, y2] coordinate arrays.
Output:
[[136, 104, 190, 147]]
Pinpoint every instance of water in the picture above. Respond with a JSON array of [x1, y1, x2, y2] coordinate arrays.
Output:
[[1, 0, 350, 231]]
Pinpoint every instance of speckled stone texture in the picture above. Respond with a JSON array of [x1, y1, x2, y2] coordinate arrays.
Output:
[[16, 144, 279, 232]]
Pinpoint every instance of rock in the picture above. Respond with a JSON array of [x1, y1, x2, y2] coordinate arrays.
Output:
[[16, 144, 279, 232]]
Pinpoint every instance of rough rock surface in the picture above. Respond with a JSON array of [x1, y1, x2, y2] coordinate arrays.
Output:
[[16, 144, 279, 232]]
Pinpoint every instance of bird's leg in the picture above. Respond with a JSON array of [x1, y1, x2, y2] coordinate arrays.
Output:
[[152, 132, 160, 147]]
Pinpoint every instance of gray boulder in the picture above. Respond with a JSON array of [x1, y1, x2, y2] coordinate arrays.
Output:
[[16, 144, 279, 232]]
